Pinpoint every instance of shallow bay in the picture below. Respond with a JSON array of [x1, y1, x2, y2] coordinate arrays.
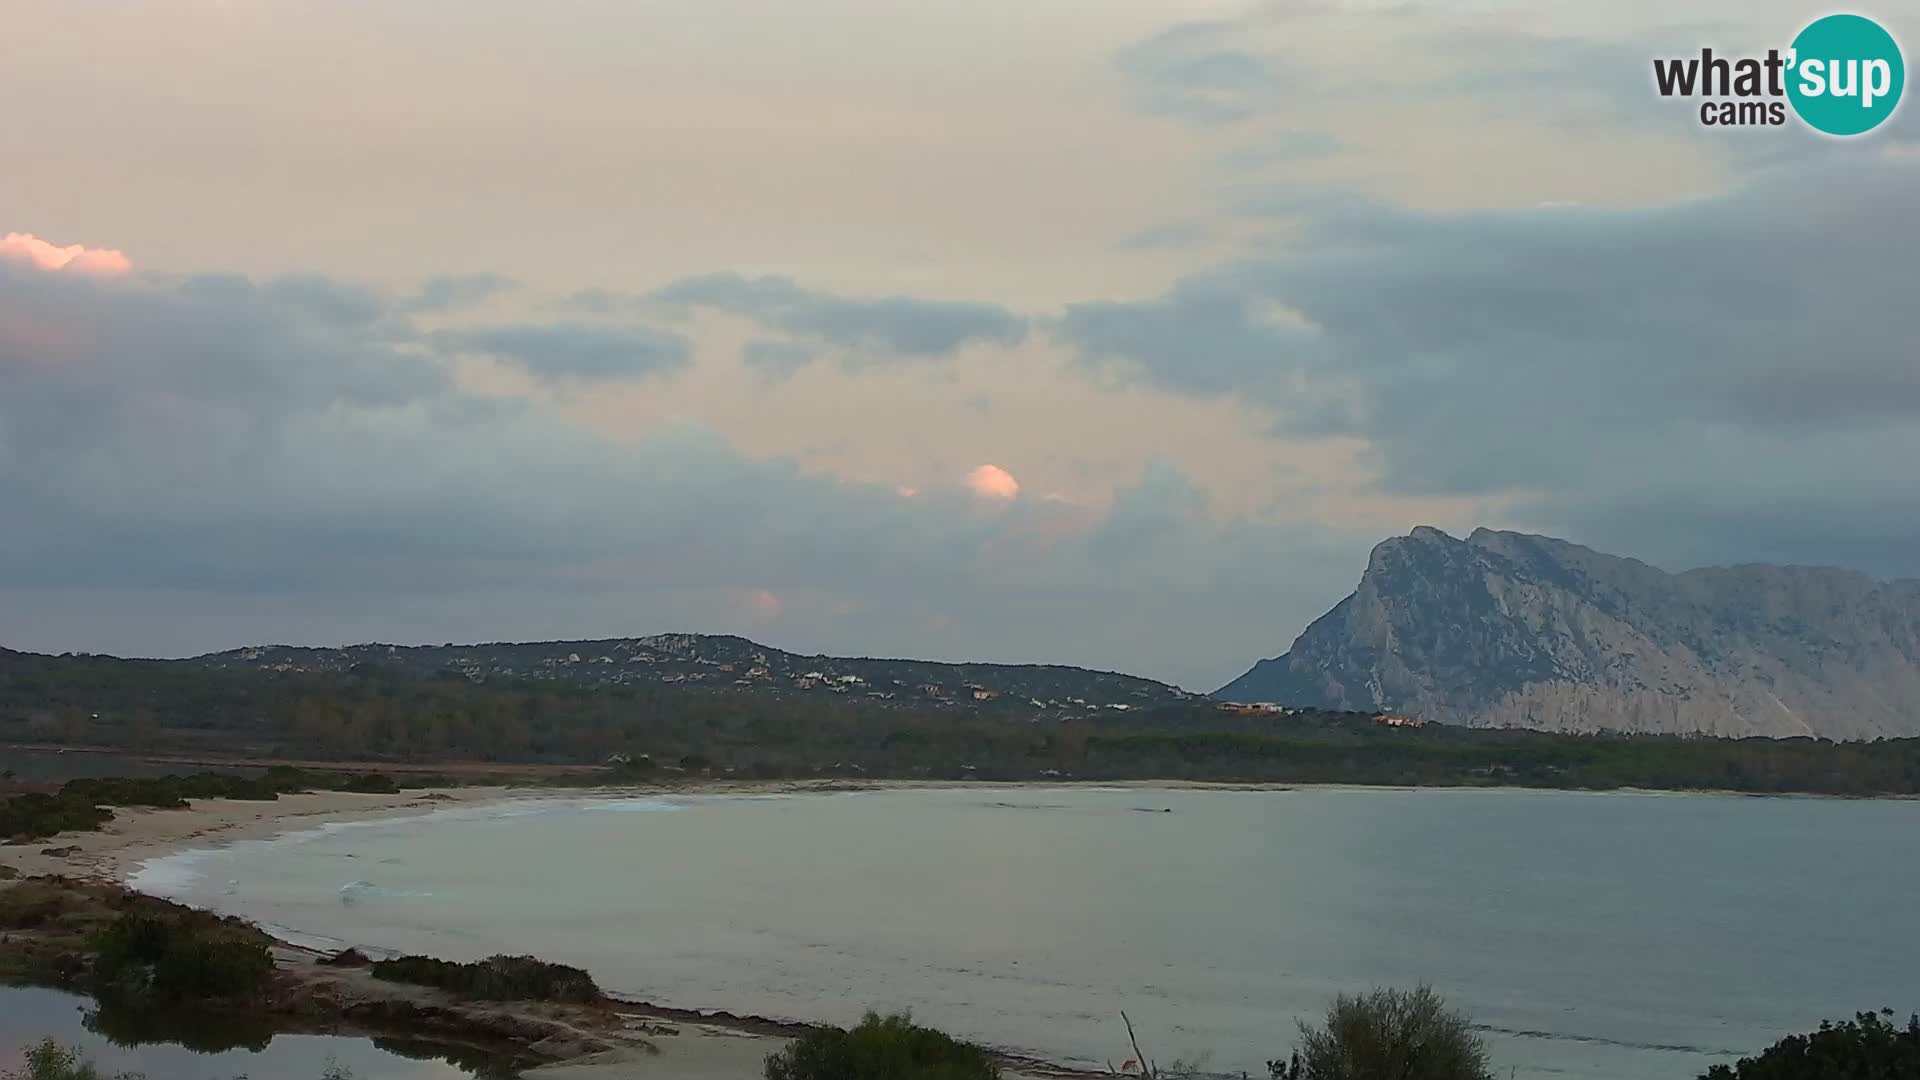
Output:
[[133, 786, 1920, 1080]]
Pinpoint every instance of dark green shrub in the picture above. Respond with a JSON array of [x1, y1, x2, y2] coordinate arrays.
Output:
[[153, 935, 273, 1000], [0, 793, 112, 841], [91, 913, 175, 970], [90, 912, 272, 1003], [1284, 986, 1493, 1080], [1701, 1010, 1920, 1079], [60, 778, 189, 809], [371, 953, 599, 1003], [764, 1012, 999, 1080]]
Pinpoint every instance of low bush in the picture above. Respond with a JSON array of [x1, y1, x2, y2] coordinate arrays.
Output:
[[764, 1012, 1000, 1080], [371, 953, 600, 1003], [1278, 985, 1493, 1080]]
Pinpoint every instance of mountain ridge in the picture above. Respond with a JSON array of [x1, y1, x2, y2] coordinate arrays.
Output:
[[161, 633, 1197, 712], [1219, 527, 1920, 739]]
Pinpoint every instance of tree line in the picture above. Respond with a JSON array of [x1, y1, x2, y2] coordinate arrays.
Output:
[[4, 652, 1919, 796]]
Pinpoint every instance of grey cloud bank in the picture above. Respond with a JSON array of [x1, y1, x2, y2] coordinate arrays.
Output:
[[742, 339, 818, 381], [1115, 21, 1301, 125], [0, 259, 1356, 690], [653, 272, 1029, 365], [7, 149, 1913, 686], [1055, 154, 1920, 579], [404, 272, 520, 313], [432, 322, 692, 382]]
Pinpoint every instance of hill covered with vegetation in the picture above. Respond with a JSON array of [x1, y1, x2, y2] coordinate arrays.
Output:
[[3, 649, 1919, 797]]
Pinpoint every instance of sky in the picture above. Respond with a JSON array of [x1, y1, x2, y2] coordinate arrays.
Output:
[[2, 0, 1916, 691]]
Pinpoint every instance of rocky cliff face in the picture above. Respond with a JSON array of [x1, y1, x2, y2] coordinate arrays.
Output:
[[1218, 527, 1920, 738]]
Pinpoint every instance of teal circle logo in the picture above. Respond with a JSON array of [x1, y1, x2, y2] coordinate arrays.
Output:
[[1786, 14, 1905, 135]]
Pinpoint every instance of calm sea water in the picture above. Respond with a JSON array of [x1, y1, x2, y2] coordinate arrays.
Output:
[[129, 787, 1920, 1080]]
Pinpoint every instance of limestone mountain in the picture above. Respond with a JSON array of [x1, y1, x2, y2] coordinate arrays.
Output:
[[1218, 527, 1920, 739]]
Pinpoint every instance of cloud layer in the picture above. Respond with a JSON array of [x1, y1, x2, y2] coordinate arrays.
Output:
[[653, 272, 1029, 367], [433, 323, 692, 382], [1056, 153, 1920, 577], [0, 257, 1363, 688]]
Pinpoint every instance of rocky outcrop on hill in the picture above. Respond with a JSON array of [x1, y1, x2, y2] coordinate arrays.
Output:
[[1219, 527, 1920, 739]]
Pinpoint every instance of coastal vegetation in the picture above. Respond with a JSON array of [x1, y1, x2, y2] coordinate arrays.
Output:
[[1700, 1010, 1920, 1079], [370, 953, 601, 1004], [5, 653, 1920, 797], [765, 1012, 1000, 1080]]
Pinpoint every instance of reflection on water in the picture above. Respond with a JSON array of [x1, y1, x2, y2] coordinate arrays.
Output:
[[86, 994, 275, 1053], [0, 985, 509, 1079]]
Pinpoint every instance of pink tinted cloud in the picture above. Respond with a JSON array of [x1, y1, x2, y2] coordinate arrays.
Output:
[[1, 232, 132, 275], [747, 589, 783, 624], [964, 463, 1020, 500]]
